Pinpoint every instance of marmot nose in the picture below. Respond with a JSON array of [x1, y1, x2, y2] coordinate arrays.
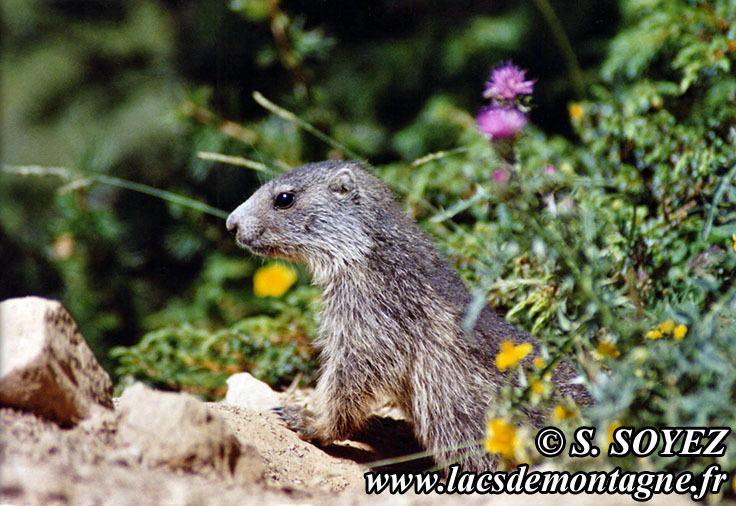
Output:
[[226, 214, 239, 235]]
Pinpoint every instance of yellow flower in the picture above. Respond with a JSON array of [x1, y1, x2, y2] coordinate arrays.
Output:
[[484, 418, 518, 459], [553, 404, 575, 422], [534, 357, 546, 369], [732, 234, 736, 252], [569, 103, 584, 120], [495, 341, 533, 371], [531, 380, 544, 395], [596, 341, 621, 359], [673, 324, 687, 341], [607, 420, 623, 446], [645, 329, 663, 339], [253, 264, 298, 297], [658, 319, 675, 335]]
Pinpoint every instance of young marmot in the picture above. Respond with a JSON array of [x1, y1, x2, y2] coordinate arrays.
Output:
[[226, 161, 590, 471]]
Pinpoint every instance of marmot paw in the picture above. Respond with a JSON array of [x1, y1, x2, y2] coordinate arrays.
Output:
[[272, 405, 322, 442]]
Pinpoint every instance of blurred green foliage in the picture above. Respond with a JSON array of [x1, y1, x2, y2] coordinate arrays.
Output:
[[2, 0, 736, 485], [112, 284, 319, 398]]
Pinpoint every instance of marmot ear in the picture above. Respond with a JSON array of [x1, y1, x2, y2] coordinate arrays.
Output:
[[328, 167, 357, 197]]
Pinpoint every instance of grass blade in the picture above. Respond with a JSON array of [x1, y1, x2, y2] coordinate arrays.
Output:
[[252, 91, 367, 164], [3, 165, 228, 220]]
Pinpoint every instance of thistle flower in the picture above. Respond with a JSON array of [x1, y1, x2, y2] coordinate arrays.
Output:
[[483, 63, 535, 100], [492, 168, 511, 184], [477, 106, 527, 140], [253, 264, 297, 297]]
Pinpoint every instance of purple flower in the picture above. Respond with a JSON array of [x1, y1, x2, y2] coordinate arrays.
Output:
[[477, 106, 528, 139], [483, 63, 535, 101], [544, 164, 556, 175], [492, 169, 510, 184]]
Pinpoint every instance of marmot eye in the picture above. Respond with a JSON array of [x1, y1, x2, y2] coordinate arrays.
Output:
[[274, 192, 295, 209]]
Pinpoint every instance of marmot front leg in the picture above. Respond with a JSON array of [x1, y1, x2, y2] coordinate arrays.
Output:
[[276, 366, 373, 446]]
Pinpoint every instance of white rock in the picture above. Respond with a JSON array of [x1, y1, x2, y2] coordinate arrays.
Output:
[[224, 372, 282, 412], [0, 296, 113, 425], [117, 382, 262, 480]]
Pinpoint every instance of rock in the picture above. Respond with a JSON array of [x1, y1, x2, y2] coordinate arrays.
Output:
[[117, 383, 264, 481], [224, 372, 282, 412], [0, 296, 113, 426]]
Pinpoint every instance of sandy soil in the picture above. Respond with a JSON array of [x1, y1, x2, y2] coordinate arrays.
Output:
[[1, 394, 438, 505]]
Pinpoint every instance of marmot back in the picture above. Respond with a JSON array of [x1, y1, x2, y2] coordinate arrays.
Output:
[[227, 160, 591, 471]]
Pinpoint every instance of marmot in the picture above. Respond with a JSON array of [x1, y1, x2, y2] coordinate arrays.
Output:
[[226, 161, 591, 471]]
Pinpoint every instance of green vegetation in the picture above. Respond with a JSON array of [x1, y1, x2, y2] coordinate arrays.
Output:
[[2, 0, 735, 488]]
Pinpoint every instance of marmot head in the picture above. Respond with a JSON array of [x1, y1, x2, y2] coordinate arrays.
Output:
[[227, 161, 387, 282]]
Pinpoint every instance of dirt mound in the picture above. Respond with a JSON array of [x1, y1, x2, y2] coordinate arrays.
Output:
[[0, 396, 372, 505]]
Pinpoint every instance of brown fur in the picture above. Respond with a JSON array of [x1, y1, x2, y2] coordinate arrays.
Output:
[[226, 161, 591, 471]]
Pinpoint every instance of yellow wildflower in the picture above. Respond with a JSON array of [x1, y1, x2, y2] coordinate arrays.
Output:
[[495, 341, 533, 371], [732, 234, 736, 252], [534, 357, 546, 369], [553, 404, 576, 422], [673, 324, 687, 341], [253, 264, 298, 297], [607, 420, 623, 446], [569, 103, 584, 120], [484, 418, 518, 459], [658, 319, 675, 335], [531, 380, 545, 395], [645, 329, 663, 339], [596, 341, 621, 359]]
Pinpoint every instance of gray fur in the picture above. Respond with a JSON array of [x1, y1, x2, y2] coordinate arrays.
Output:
[[227, 161, 591, 471]]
